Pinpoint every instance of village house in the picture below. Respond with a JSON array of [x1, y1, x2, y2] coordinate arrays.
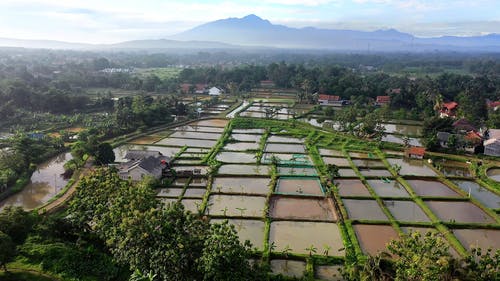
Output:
[[487, 100, 500, 111], [180, 83, 192, 94], [118, 150, 172, 181], [484, 129, 500, 157], [317, 94, 349, 106], [452, 118, 477, 133], [439, 101, 458, 118], [208, 86, 222, 96], [195, 84, 208, 94], [375, 95, 391, 106], [405, 146, 426, 159]]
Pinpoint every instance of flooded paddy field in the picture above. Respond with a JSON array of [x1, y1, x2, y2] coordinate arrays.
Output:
[[384, 200, 430, 222], [216, 151, 256, 163], [223, 142, 260, 151], [352, 159, 386, 168], [189, 119, 229, 127], [156, 137, 217, 148], [367, 179, 410, 197], [211, 219, 265, 250], [212, 177, 270, 195], [173, 125, 225, 133], [359, 168, 392, 177], [452, 229, 500, 251], [452, 180, 500, 209], [353, 224, 399, 255], [406, 179, 462, 197], [315, 265, 342, 281], [183, 188, 207, 198], [207, 194, 266, 217], [230, 133, 261, 142], [218, 164, 270, 175], [338, 168, 357, 177], [270, 260, 307, 279], [276, 178, 324, 195], [319, 148, 344, 157], [157, 188, 184, 198], [342, 199, 388, 221], [262, 153, 312, 165], [114, 145, 180, 162], [129, 135, 164, 144], [487, 168, 500, 182], [322, 157, 350, 166], [278, 166, 318, 176], [181, 198, 202, 213], [169, 131, 221, 140], [269, 221, 344, 256], [387, 158, 437, 176], [336, 179, 372, 197], [265, 143, 305, 153], [270, 196, 337, 221], [425, 201, 495, 223], [267, 135, 303, 143]]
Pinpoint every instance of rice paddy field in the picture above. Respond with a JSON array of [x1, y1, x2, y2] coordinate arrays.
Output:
[[114, 99, 500, 280]]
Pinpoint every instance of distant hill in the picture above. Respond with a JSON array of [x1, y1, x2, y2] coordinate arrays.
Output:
[[171, 14, 500, 52], [1, 15, 499, 52]]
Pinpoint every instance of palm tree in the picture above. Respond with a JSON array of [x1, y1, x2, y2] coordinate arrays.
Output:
[[305, 244, 317, 256]]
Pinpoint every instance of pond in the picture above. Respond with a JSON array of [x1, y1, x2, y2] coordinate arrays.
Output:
[[212, 177, 270, 195], [336, 179, 372, 197], [269, 221, 344, 256], [270, 260, 306, 279], [366, 179, 410, 198], [222, 142, 260, 151], [207, 195, 266, 217], [218, 165, 270, 176], [382, 123, 423, 136], [406, 180, 462, 197], [211, 219, 265, 250], [170, 131, 221, 140], [156, 137, 217, 148], [216, 151, 256, 163], [270, 196, 337, 221], [0, 152, 72, 210], [487, 168, 500, 182], [353, 224, 399, 255], [342, 199, 388, 221], [265, 143, 306, 154], [425, 201, 495, 223], [451, 180, 500, 209], [384, 200, 430, 222], [189, 119, 229, 127], [276, 178, 324, 195]]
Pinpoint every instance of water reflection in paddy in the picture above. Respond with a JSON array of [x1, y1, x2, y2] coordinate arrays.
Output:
[[384, 200, 430, 222], [156, 137, 217, 148], [207, 195, 266, 217], [367, 179, 409, 197], [270, 260, 306, 279], [452, 180, 500, 209], [342, 199, 388, 221], [211, 219, 265, 250], [315, 265, 343, 281], [336, 179, 372, 197], [387, 158, 436, 176], [452, 229, 500, 251], [114, 145, 180, 162], [212, 177, 270, 195], [218, 165, 270, 175], [223, 142, 260, 151], [230, 133, 261, 142], [406, 180, 461, 197], [425, 201, 495, 223], [170, 131, 221, 140], [270, 196, 337, 221], [216, 151, 256, 163]]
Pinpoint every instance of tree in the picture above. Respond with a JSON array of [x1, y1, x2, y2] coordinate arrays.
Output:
[[95, 143, 115, 165], [0, 231, 15, 272]]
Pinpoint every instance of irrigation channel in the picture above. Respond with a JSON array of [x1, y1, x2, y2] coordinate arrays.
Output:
[[1, 98, 499, 280]]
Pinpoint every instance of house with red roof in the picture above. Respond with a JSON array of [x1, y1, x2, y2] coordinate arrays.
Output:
[[375, 96, 391, 106], [195, 84, 208, 94], [439, 101, 458, 118], [487, 100, 500, 111], [180, 83, 192, 94], [317, 94, 349, 106], [405, 146, 426, 159]]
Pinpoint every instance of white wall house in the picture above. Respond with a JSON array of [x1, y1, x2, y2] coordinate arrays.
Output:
[[208, 87, 222, 96], [484, 129, 500, 157]]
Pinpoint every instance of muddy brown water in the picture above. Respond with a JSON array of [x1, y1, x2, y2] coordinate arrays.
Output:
[[452, 229, 500, 251], [211, 219, 265, 250], [367, 179, 410, 197], [353, 159, 386, 168], [0, 152, 72, 210], [387, 158, 436, 177], [218, 164, 270, 175], [156, 137, 217, 148], [384, 200, 430, 222], [353, 224, 399, 255], [181, 198, 202, 213], [222, 142, 260, 151], [265, 143, 305, 153], [452, 180, 500, 209], [322, 157, 351, 167], [270, 196, 337, 221], [216, 151, 256, 163], [276, 178, 323, 195], [336, 179, 372, 197], [270, 260, 306, 279], [382, 123, 423, 136], [157, 188, 184, 197], [406, 180, 461, 197], [425, 201, 495, 223], [170, 131, 221, 140], [269, 221, 344, 256], [207, 195, 266, 217], [212, 177, 270, 195], [342, 199, 388, 221], [189, 119, 229, 127]]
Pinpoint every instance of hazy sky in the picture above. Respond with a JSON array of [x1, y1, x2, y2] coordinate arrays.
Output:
[[0, 0, 499, 43]]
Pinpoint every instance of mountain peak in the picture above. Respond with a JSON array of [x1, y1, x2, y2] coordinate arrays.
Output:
[[242, 14, 262, 20]]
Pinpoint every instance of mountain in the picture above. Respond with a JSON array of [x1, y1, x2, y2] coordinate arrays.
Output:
[[171, 14, 500, 52], [0, 38, 92, 49]]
